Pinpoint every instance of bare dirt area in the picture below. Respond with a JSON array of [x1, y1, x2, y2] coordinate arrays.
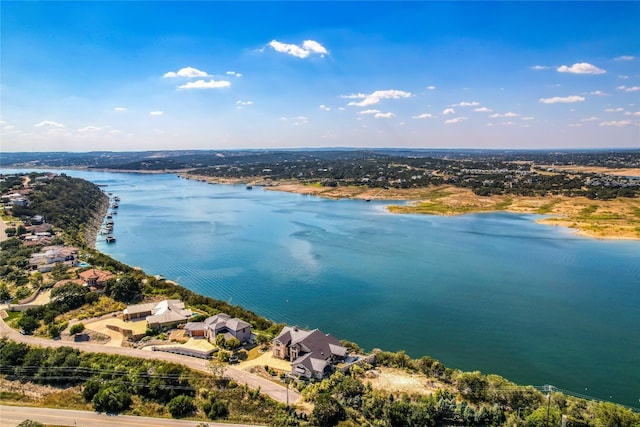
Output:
[[537, 165, 640, 177], [364, 368, 444, 396]]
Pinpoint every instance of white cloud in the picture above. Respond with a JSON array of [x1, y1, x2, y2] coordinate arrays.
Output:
[[346, 89, 412, 107], [340, 93, 367, 99], [557, 62, 606, 74], [581, 117, 600, 122], [442, 108, 456, 115], [226, 71, 243, 77], [452, 101, 480, 107], [34, 120, 64, 128], [624, 111, 640, 117], [604, 108, 624, 112], [614, 55, 635, 61], [502, 121, 516, 126], [521, 116, 535, 120], [268, 39, 327, 58], [163, 67, 209, 78], [77, 126, 101, 133], [590, 90, 607, 96], [302, 40, 328, 55], [617, 85, 640, 92], [150, 111, 163, 116], [319, 105, 331, 111], [445, 117, 467, 124], [358, 109, 380, 115], [375, 112, 396, 119], [599, 120, 633, 127], [489, 112, 519, 118], [114, 107, 127, 111], [474, 107, 493, 113], [108, 130, 122, 135], [539, 95, 585, 104], [178, 79, 231, 89], [412, 113, 434, 119], [568, 123, 583, 127], [426, 86, 436, 90], [531, 65, 550, 70], [236, 100, 253, 106]]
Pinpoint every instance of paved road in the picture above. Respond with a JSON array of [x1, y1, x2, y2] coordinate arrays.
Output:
[[0, 218, 7, 243], [0, 405, 265, 427], [0, 316, 301, 405]]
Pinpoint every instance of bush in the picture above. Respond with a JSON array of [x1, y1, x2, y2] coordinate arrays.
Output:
[[92, 385, 132, 413], [69, 323, 85, 335], [167, 395, 195, 418], [202, 396, 229, 420]]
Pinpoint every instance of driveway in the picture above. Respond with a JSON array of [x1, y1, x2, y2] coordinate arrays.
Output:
[[0, 314, 301, 405]]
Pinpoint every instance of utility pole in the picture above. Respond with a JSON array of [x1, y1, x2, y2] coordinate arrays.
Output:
[[545, 385, 553, 427]]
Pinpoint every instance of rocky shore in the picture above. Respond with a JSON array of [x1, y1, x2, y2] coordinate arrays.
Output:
[[83, 192, 110, 249]]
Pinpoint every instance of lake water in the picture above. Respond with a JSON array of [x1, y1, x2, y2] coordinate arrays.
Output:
[[5, 169, 639, 407]]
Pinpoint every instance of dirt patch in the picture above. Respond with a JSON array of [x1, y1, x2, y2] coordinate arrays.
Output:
[[365, 368, 443, 396]]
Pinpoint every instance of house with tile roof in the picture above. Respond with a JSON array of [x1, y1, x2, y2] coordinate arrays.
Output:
[[184, 313, 252, 344], [78, 269, 115, 291], [272, 326, 347, 380]]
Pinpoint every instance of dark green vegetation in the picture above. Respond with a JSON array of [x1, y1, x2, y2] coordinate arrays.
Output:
[[7, 173, 108, 247], [295, 353, 640, 427], [0, 340, 288, 423], [3, 149, 639, 199], [2, 170, 639, 425]]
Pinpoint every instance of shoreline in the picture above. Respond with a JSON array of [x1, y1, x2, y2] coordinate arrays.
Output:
[[84, 193, 110, 249], [184, 174, 640, 241]]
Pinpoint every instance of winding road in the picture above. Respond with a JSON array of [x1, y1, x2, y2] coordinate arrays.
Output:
[[0, 315, 301, 406], [0, 405, 265, 427]]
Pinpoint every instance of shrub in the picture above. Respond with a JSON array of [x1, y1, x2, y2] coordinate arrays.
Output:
[[69, 323, 85, 335], [167, 395, 195, 418]]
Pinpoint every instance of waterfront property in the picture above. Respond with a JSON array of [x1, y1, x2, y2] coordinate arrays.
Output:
[[273, 326, 347, 380], [184, 312, 252, 344], [123, 299, 193, 329], [78, 268, 115, 291], [28, 245, 79, 272]]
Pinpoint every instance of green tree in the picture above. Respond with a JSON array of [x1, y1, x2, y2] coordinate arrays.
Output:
[[50, 262, 70, 282], [17, 314, 40, 335], [0, 285, 11, 302], [310, 393, 346, 426], [103, 274, 142, 303], [167, 395, 196, 418], [69, 323, 85, 335], [92, 384, 132, 413]]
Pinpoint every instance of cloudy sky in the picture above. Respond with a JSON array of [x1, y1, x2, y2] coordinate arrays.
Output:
[[1, 1, 639, 152]]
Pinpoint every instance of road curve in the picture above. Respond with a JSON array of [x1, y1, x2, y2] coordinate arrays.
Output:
[[0, 315, 301, 405], [0, 405, 265, 427]]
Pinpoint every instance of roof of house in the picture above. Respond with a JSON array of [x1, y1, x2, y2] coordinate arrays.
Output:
[[292, 352, 329, 375], [78, 269, 115, 283], [275, 326, 347, 362], [184, 322, 205, 331], [204, 313, 251, 332], [147, 310, 189, 326]]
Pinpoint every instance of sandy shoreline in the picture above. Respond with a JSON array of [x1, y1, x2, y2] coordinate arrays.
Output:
[[184, 174, 640, 240]]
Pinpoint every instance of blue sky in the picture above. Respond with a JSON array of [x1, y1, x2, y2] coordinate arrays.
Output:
[[1, 1, 639, 152]]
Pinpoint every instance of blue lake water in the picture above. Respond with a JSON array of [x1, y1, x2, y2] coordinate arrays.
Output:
[[5, 169, 639, 407]]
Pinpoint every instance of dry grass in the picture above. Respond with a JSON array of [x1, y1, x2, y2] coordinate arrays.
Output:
[[184, 176, 640, 239], [364, 368, 445, 396]]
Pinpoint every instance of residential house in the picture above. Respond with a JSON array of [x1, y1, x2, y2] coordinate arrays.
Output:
[[184, 313, 252, 344], [123, 299, 193, 329], [28, 245, 79, 272], [272, 326, 347, 380], [78, 269, 115, 291]]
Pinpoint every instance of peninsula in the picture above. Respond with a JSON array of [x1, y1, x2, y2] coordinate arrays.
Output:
[[2, 164, 639, 426], [3, 149, 640, 240]]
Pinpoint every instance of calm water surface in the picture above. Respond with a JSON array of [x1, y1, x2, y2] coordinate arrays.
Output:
[[8, 169, 640, 407]]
